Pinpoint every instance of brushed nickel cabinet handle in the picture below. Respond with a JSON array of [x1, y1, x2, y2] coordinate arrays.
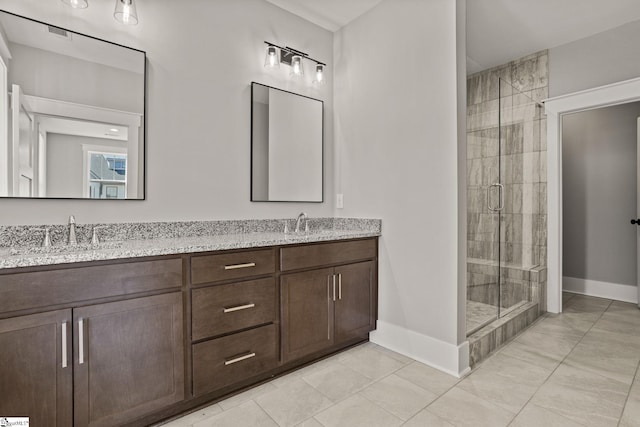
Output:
[[327, 276, 331, 340], [62, 322, 68, 368], [224, 262, 256, 270], [78, 319, 84, 365], [332, 274, 336, 302], [223, 303, 256, 313], [338, 273, 342, 300], [224, 352, 256, 366]]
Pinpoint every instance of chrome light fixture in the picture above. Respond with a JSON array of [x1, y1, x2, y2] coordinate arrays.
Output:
[[263, 41, 326, 84], [114, 0, 138, 25], [264, 45, 280, 69], [61, 0, 88, 9]]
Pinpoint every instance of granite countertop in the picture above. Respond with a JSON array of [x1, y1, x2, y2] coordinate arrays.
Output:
[[0, 227, 380, 270]]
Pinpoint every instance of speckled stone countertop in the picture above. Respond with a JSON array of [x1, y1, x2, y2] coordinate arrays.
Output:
[[0, 218, 381, 270]]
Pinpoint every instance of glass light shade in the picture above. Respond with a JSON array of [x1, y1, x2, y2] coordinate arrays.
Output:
[[290, 55, 304, 77], [62, 0, 88, 9], [114, 0, 138, 25], [264, 45, 280, 69], [313, 64, 325, 85]]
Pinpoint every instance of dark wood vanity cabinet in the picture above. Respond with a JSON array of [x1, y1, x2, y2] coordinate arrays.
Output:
[[74, 293, 184, 427], [0, 310, 73, 426], [280, 239, 377, 363], [0, 237, 377, 426], [190, 248, 279, 397], [0, 258, 184, 427]]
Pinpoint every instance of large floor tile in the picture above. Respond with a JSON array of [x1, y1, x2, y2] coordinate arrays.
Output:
[[302, 363, 372, 402], [563, 294, 611, 312], [402, 409, 455, 427], [427, 387, 515, 427], [255, 378, 333, 427], [160, 404, 223, 426], [394, 361, 460, 395], [563, 328, 640, 385], [340, 345, 406, 380], [620, 377, 640, 427], [217, 382, 278, 410], [529, 313, 593, 337], [359, 374, 438, 420], [497, 339, 562, 371], [531, 364, 628, 427], [509, 403, 587, 427], [315, 394, 403, 427], [592, 312, 640, 339], [457, 353, 552, 413], [192, 401, 277, 427]]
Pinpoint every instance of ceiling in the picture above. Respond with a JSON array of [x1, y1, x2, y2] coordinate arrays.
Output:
[[266, 0, 640, 75], [265, 0, 383, 32]]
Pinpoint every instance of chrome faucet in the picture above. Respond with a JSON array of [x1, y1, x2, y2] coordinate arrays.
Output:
[[294, 212, 308, 233], [68, 215, 77, 245]]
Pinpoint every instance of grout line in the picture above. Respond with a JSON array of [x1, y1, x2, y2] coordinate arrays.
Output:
[[506, 297, 612, 426]]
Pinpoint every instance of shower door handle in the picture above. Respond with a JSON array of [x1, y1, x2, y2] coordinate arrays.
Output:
[[487, 183, 504, 212], [631, 219, 640, 225]]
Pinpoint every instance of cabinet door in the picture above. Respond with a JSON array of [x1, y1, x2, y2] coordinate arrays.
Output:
[[334, 261, 376, 343], [73, 292, 184, 427], [0, 309, 72, 426], [281, 267, 334, 363]]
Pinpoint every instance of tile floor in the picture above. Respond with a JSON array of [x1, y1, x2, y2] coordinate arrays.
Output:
[[159, 293, 640, 427]]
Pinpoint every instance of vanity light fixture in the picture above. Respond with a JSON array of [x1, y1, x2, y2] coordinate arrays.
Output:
[[61, 0, 88, 9], [61, 0, 139, 25], [263, 41, 326, 83], [114, 0, 138, 25]]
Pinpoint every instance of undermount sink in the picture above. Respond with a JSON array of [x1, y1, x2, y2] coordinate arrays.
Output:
[[9, 241, 123, 256]]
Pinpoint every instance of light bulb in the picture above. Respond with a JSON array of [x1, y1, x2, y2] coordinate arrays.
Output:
[[264, 45, 280, 69], [114, 0, 138, 25], [62, 0, 88, 9], [313, 64, 325, 85], [290, 55, 304, 77]]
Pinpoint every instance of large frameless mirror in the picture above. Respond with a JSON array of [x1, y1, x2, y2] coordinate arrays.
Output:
[[251, 82, 323, 202], [0, 10, 146, 199]]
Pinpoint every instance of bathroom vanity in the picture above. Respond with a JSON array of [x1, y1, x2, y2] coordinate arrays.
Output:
[[0, 221, 379, 426]]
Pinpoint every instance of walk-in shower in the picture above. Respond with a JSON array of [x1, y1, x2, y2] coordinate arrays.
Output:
[[466, 73, 547, 341]]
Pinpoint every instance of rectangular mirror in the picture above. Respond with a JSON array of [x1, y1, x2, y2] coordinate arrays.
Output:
[[0, 10, 145, 199], [251, 82, 323, 202]]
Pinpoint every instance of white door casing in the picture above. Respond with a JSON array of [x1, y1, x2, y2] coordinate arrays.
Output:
[[545, 77, 640, 313]]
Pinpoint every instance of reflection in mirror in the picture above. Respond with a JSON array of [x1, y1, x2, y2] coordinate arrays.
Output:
[[0, 10, 145, 199], [251, 82, 323, 202]]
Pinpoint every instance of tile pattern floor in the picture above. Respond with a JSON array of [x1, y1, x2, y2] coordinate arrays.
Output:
[[159, 293, 640, 427], [466, 300, 498, 333]]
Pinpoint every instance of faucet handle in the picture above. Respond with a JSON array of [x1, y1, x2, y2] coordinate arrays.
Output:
[[91, 226, 106, 245], [33, 228, 52, 247]]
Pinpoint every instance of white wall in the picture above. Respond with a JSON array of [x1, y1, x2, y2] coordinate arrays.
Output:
[[46, 133, 125, 198], [0, 0, 334, 225], [563, 102, 640, 294], [334, 0, 466, 375], [8, 42, 144, 113], [549, 20, 640, 97]]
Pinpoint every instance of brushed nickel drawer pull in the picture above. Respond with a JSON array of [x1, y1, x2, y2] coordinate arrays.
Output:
[[224, 262, 256, 270], [62, 322, 68, 368], [338, 273, 342, 300], [223, 303, 256, 313], [78, 319, 84, 365], [224, 352, 256, 366], [332, 274, 336, 302]]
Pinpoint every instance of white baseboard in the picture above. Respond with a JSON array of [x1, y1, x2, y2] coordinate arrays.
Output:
[[370, 320, 470, 378], [563, 276, 638, 304]]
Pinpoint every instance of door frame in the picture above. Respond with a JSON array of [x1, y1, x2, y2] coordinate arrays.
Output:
[[545, 76, 640, 313]]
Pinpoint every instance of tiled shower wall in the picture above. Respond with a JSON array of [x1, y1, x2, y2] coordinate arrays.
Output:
[[466, 51, 548, 309]]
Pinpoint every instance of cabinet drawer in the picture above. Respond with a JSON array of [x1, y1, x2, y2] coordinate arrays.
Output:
[[0, 258, 183, 315], [191, 278, 276, 341], [191, 249, 275, 285], [280, 239, 376, 271], [192, 324, 277, 396]]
